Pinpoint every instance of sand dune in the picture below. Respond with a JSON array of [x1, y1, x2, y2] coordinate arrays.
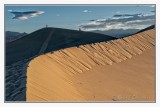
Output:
[[26, 29, 155, 101], [6, 28, 115, 101]]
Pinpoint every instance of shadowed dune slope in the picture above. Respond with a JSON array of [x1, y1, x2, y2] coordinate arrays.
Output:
[[27, 29, 155, 101], [6, 27, 115, 65], [6, 27, 115, 101]]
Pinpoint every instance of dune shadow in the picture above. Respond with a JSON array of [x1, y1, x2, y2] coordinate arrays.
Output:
[[5, 27, 116, 101]]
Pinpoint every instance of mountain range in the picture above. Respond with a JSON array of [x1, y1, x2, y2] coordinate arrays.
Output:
[[92, 29, 139, 38], [6, 31, 27, 42], [91, 25, 155, 38]]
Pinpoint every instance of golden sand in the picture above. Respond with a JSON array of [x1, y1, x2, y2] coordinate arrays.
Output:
[[26, 29, 155, 101]]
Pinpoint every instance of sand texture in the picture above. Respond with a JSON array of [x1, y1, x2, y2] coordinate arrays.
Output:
[[6, 27, 115, 101], [26, 29, 155, 101]]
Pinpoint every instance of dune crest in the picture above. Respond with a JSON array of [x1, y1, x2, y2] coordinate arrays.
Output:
[[27, 29, 155, 101]]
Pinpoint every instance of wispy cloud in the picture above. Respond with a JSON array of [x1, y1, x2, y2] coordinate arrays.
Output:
[[83, 10, 92, 13], [9, 10, 45, 20], [150, 5, 155, 7], [56, 14, 60, 17], [136, 5, 155, 7], [80, 13, 155, 31]]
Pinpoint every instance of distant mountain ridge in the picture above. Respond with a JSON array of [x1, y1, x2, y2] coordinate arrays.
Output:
[[92, 29, 139, 38], [6, 31, 27, 42], [136, 25, 155, 33], [91, 25, 155, 38]]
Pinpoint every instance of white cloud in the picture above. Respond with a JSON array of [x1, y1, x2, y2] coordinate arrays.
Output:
[[8, 10, 13, 12], [150, 5, 155, 7], [136, 5, 155, 7], [9, 10, 45, 20], [83, 10, 92, 13], [80, 13, 155, 31]]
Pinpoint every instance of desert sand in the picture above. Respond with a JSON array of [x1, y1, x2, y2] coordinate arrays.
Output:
[[26, 29, 155, 101], [6, 27, 115, 101]]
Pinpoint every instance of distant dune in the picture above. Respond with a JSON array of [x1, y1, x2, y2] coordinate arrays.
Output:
[[26, 29, 155, 101]]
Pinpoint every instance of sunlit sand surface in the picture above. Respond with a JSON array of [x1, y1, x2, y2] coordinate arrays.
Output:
[[27, 29, 155, 101]]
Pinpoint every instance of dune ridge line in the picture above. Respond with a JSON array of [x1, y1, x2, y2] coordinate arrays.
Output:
[[26, 29, 155, 101]]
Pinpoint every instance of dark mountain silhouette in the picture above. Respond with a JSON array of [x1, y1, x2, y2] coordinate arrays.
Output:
[[6, 31, 20, 36], [6, 31, 27, 42]]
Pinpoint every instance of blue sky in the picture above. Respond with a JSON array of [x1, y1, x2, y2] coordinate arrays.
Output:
[[5, 5, 155, 33]]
